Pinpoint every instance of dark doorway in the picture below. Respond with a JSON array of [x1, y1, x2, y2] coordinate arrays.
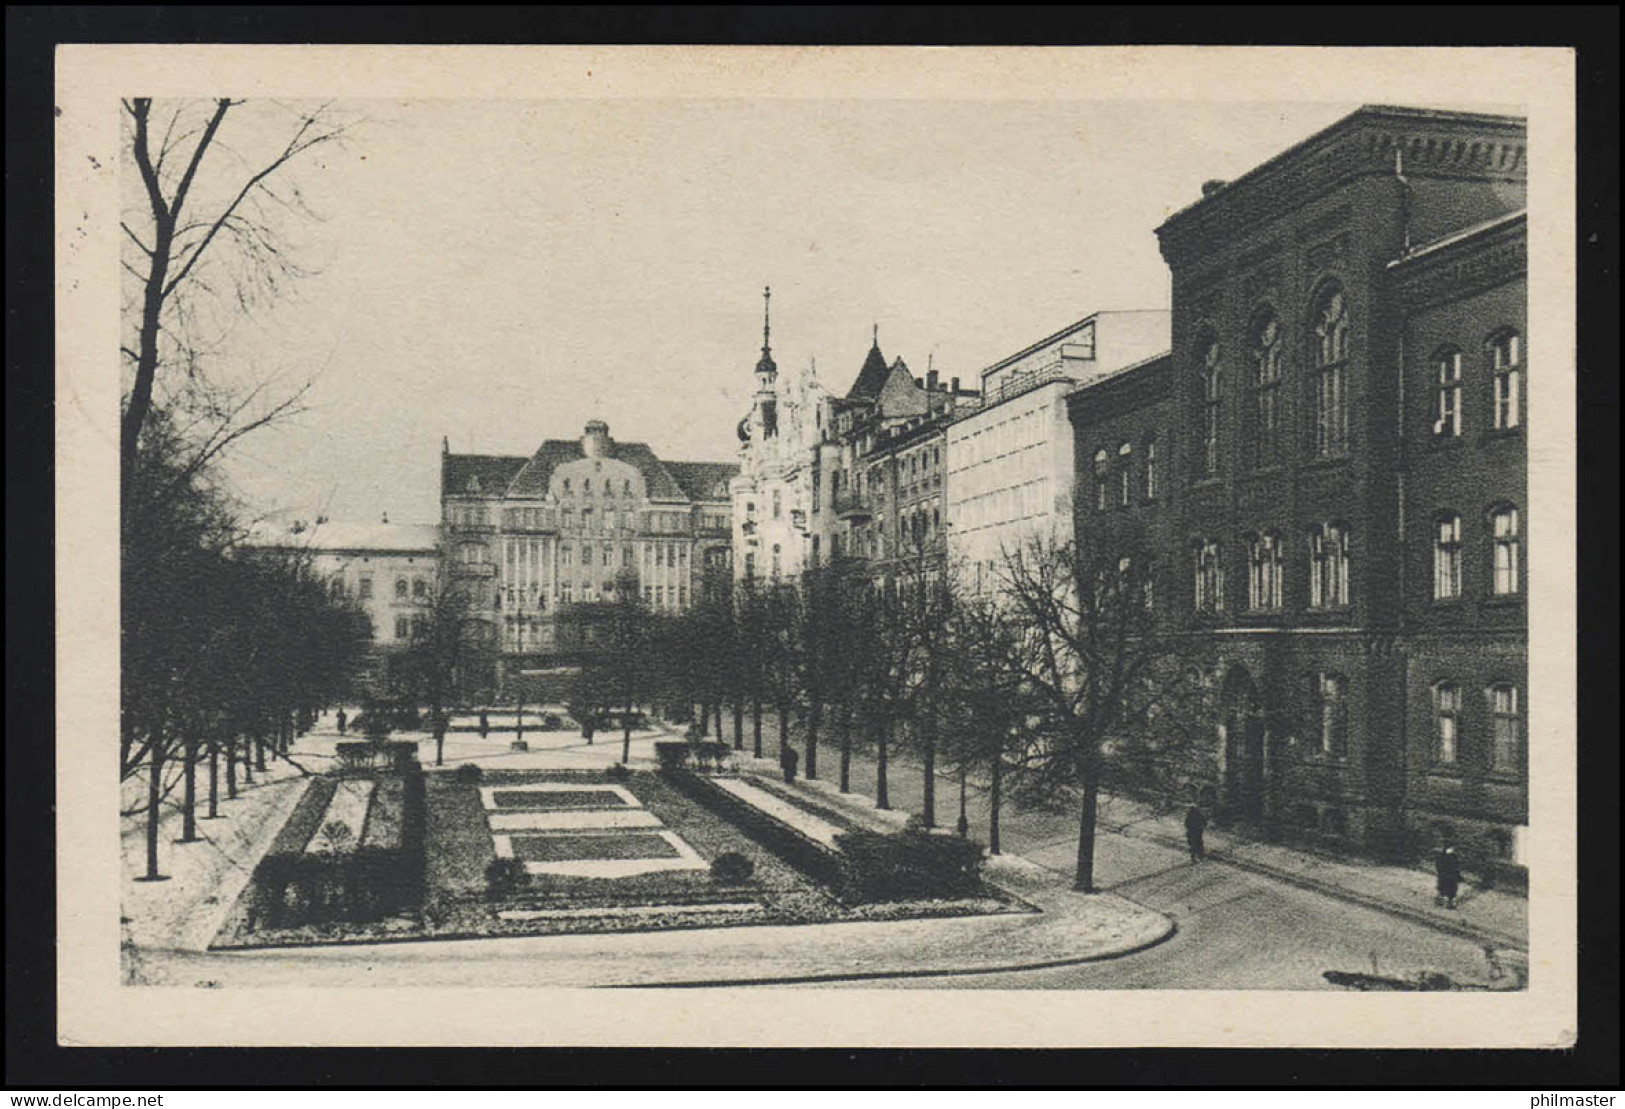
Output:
[[1221, 665, 1266, 824]]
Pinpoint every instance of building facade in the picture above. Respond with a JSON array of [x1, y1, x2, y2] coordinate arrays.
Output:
[[732, 287, 829, 583], [246, 517, 441, 691], [441, 421, 736, 685], [805, 334, 977, 578], [1076, 104, 1531, 874], [947, 310, 1169, 593]]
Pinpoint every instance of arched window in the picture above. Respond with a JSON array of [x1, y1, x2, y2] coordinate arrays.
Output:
[[1250, 311, 1283, 466], [1309, 522, 1350, 608], [1433, 347, 1462, 438], [1487, 683, 1521, 774], [1434, 512, 1463, 599], [1310, 285, 1350, 457], [583, 478, 592, 495], [1491, 504, 1521, 595], [413, 578, 428, 599], [394, 577, 408, 599], [1198, 335, 1223, 476], [1117, 442, 1133, 507], [1144, 434, 1159, 501], [1093, 449, 1110, 511], [1194, 539, 1224, 613], [1248, 531, 1283, 610], [1490, 330, 1521, 430], [1432, 681, 1461, 765], [1312, 671, 1348, 756]]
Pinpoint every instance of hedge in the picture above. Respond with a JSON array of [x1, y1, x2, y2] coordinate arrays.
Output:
[[833, 828, 985, 903], [250, 769, 426, 928]]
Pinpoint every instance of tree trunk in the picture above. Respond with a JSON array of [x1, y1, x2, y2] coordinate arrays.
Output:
[[622, 695, 634, 765], [806, 698, 821, 781], [876, 716, 891, 810], [142, 740, 164, 880], [225, 738, 238, 800], [1074, 772, 1101, 893], [713, 702, 723, 740], [434, 723, 446, 768], [839, 707, 852, 793], [921, 718, 937, 827], [242, 738, 255, 785], [989, 755, 1003, 855], [697, 702, 709, 738], [733, 701, 744, 751], [206, 739, 220, 819], [752, 697, 763, 759], [778, 703, 789, 758], [179, 737, 199, 843], [256, 730, 268, 773]]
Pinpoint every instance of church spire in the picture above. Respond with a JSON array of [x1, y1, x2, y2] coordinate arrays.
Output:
[[755, 284, 778, 378]]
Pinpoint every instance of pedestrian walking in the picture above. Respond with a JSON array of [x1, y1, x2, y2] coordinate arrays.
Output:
[[478, 711, 490, 740], [336, 708, 347, 736], [780, 744, 800, 784], [1435, 844, 1462, 909], [1184, 803, 1208, 863]]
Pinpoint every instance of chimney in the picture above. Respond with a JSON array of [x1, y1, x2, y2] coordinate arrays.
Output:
[[926, 368, 939, 392], [582, 419, 611, 458], [1202, 179, 1227, 198], [950, 376, 960, 394]]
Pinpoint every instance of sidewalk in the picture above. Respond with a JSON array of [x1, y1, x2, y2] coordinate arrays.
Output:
[[731, 714, 1528, 952]]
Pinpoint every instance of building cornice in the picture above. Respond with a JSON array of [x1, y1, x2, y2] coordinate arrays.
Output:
[[1156, 106, 1525, 268], [1387, 211, 1526, 309]]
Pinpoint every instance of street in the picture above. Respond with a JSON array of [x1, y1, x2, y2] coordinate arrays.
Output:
[[752, 720, 1512, 991]]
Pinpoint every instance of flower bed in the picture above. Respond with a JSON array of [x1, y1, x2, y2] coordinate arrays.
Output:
[[509, 833, 681, 862]]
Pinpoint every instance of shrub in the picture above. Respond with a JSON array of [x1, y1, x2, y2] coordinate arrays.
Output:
[[654, 741, 692, 771], [835, 829, 985, 903], [605, 762, 631, 782], [903, 813, 934, 835], [710, 852, 755, 884], [484, 856, 528, 896], [453, 763, 483, 784]]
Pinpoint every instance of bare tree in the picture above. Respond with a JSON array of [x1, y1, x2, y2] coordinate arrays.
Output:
[[120, 97, 351, 497], [997, 534, 1202, 892]]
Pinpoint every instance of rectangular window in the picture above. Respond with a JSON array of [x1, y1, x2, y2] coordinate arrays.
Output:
[[358, 575, 374, 599], [1433, 683, 1460, 764], [1492, 332, 1522, 430], [395, 616, 409, 641], [1490, 684, 1520, 773], [1493, 507, 1521, 595], [1434, 350, 1462, 438], [1317, 672, 1348, 757], [1434, 515, 1463, 599]]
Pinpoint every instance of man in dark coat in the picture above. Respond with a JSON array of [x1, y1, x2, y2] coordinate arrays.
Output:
[[1436, 845, 1462, 909], [1184, 803, 1208, 863], [336, 708, 347, 736], [780, 744, 800, 784], [478, 711, 490, 739]]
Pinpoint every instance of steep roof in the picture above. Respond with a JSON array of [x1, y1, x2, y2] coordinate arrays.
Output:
[[441, 453, 528, 498], [846, 340, 893, 402], [666, 461, 740, 503]]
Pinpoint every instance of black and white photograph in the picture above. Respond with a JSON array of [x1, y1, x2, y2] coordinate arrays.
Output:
[[51, 43, 1580, 1050]]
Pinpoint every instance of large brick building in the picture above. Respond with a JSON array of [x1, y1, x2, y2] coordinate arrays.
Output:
[[1067, 105, 1527, 878]]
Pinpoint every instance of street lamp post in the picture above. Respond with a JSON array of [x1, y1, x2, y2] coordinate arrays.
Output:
[[514, 613, 526, 748], [956, 763, 970, 838]]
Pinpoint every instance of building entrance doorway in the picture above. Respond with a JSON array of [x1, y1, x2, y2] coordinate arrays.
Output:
[[1220, 665, 1266, 824]]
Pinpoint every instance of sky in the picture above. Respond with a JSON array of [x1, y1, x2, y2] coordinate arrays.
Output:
[[190, 97, 1392, 525]]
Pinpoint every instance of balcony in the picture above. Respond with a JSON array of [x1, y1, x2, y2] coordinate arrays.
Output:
[[833, 489, 872, 521], [447, 520, 495, 535], [450, 560, 497, 578]]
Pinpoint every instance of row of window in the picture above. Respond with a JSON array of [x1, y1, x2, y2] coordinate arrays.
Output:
[[338, 574, 430, 602], [1433, 506, 1522, 599], [1195, 291, 1523, 474], [951, 408, 1047, 474], [1193, 523, 1350, 614], [1090, 436, 1160, 510], [1431, 332, 1523, 438], [556, 476, 636, 498], [1432, 681, 1522, 773]]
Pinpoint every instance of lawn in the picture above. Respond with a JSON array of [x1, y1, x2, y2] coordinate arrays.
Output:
[[490, 789, 629, 810]]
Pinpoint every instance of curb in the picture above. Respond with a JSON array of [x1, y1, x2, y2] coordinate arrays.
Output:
[[1127, 825, 1526, 952], [613, 915, 1180, 989]]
